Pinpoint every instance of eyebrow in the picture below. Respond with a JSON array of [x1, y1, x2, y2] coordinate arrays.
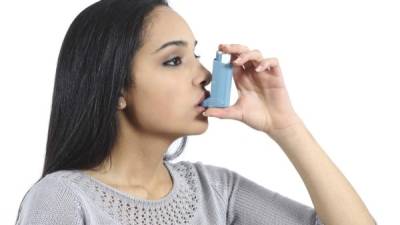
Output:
[[152, 39, 198, 54]]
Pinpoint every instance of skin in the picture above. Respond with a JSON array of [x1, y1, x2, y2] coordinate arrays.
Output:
[[83, 6, 211, 200], [84, 5, 376, 224]]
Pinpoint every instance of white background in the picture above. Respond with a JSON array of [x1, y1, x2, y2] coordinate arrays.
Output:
[[1, 0, 399, 224]]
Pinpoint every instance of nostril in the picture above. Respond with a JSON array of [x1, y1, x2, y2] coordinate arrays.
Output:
[[202, 75, 212, 86]]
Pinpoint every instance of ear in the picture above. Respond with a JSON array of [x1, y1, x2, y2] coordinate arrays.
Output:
[[119, 87, 125, 97], [119, 87, 129, 99], [117, 88, 128, 109], [118, 96, 126, 109]]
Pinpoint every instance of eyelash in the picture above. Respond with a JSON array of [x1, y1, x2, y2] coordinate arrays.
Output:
[[163, 53, 201, 67]]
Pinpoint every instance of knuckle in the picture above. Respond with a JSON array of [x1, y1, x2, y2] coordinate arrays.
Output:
[[240, 51, 250, 59], [254, 49, 261, 54], [261, 59, 268, 65], [251, 49, 263, 59], [240, 45, 250, 52]]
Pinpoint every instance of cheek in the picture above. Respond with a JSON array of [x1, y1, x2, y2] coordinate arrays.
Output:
[[157, 88, 188, 118], [156, 91, 179, 116], [132, 88, 188, 129], [129, 64, 193, 130], [151, 77, 191, 118]]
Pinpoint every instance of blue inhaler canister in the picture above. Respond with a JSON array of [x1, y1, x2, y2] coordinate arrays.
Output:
[[201, 51, 233, 108]]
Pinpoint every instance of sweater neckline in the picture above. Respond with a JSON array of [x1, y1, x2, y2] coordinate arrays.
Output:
[[76, 160, 181, 205]]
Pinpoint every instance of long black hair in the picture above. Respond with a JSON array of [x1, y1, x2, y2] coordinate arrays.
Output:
[[41, 0, 187, 179]]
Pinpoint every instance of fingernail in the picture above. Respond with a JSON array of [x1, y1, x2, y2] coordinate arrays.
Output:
[[255, 66, 262, 72], [234, 57, 241, 63], [202, 112, 207, 116]]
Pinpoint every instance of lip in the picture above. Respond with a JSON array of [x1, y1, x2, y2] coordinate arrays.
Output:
[[195, 105, 207, 113], [195, 91, 211, 107]]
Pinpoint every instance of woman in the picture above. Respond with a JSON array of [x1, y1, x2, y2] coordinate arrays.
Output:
[[15, 0, 376, 224]]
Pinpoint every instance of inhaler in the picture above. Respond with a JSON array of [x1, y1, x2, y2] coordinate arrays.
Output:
[[201, 51, 233, 108]]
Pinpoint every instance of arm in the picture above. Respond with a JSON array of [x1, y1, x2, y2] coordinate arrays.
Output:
[[203, 43, 376, 224], [268, 122, 376, 225], [195, 161, 324, 225]]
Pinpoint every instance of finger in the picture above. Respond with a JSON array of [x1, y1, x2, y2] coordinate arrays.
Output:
[[219, 44, 250, 56], [255, 58, 280, 72], [233, 49, 264, 66], [203, 106, 243, 121]]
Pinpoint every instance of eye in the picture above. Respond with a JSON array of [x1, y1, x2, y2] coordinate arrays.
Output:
[[163, 56, 182, 67], [163, 53, 200, 67]]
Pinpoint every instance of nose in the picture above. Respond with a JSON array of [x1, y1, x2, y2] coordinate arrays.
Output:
[[198, 64, 212, 88]]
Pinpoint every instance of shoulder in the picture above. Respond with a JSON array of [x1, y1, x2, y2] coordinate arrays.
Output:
[[172, 160, 237, 184], [171, 160, 279, 200], [20, 170, 81, 202], [191, 160, 236, 181], [171, 160, 240, 198], [15, 170, 84, 225]]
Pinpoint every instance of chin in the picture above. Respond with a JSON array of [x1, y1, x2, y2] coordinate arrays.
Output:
[[186, 115, 209, 135]]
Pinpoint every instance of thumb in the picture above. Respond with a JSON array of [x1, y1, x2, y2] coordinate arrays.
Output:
[[203, 107, 242, 121]]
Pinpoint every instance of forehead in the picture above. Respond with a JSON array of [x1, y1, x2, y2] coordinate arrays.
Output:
[[142, 6, 195, 49]]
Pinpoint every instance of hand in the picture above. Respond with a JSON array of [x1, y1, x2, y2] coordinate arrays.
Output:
[[203, 44, 304, 137]]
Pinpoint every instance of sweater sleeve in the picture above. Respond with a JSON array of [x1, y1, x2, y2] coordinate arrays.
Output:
[[193, 161, 323, 225], [15, 175, 84, 225], [227, 170, 380, 225], [226, 170, 324, 225]]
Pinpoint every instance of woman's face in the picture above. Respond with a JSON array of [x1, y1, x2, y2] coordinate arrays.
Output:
[[122, 6, 211, 138]]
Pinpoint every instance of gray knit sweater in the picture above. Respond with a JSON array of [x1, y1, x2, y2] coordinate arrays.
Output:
[[15, 160, 324, 225]]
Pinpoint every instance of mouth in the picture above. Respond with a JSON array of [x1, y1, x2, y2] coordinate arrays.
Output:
[[195, 91, 211, 107]]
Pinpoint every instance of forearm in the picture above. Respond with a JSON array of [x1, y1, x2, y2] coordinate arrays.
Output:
[[268, 122, 376, 225]]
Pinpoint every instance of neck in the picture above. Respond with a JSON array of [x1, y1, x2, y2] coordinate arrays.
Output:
[[88, 116, 180, 190]]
